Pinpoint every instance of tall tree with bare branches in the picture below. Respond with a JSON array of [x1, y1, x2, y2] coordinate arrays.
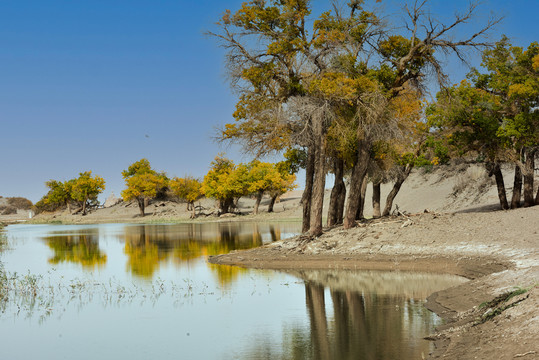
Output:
[[211, 0, 501, 234]]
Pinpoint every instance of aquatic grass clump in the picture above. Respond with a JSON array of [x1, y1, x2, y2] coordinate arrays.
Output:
[[0, 270, 223, 320], [0, 264, 7, 303], [1, 231, 8, 308], [0, 231, 7, 250]]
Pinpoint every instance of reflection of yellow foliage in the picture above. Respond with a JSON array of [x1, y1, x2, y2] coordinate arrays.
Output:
[[207, 263, 248, 288], [172, 242, 204, 262], [124, 241, 163, 278], [119, 222, 298, 284], [47, 235, 107, 269]]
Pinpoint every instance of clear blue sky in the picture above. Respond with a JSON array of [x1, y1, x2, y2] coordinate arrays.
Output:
[[1, 0, 537, 203]]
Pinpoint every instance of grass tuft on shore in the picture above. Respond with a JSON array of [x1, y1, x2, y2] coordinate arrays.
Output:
[[476, 286, 532, 324]]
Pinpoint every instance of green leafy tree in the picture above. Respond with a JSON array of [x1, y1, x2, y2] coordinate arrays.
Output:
[[36, 180, 73, 212], [121, 159, 167, 216], [429, 38, 539, 209], [169, 176, 203, 218], [472, 37, 539, 206]]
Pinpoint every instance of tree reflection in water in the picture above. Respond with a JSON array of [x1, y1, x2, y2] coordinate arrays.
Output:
[[240, 270, 465, 360], [45, 231, 107, 269], [40, 223, 293, 281], [121, 223, 290, 283], [303, 283, 435, 360]]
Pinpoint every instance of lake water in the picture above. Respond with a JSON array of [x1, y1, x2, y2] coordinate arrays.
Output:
[[0, 222, 466, 360]]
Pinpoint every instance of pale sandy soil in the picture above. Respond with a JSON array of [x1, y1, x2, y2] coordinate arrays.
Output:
[[2, 163, 538, 359]]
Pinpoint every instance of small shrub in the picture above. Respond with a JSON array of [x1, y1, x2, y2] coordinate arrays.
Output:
[[7, 197, 33, 210], [34, 199, 64, 214], [1, 206, 17, 215], [452, 166, 491, 197]]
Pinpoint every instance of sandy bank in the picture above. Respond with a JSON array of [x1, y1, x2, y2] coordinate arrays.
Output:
[[209, 206, 539, 360]]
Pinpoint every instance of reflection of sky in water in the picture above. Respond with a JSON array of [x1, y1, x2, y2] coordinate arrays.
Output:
[[1, 223, 467, 360]]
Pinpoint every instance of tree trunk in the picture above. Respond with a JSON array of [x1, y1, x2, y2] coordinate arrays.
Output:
[[344, 140, 371, 229], [536, 183, 539, 205], [190, 201, 196, 219], [253, 191, 263, 215], [82, 198, 87, 216], [327, 158, 345, 227], [219, 199, 226, 214], [305, 283, 330, 360], [372, 182, 381, 218], [336, 178, 346, 225], [302, 147, 315, 233], [219, 199, 233, 214], [382, 164, 413, 217], [269, 225, 278, 242], [356, 173, 368, 220], [268, 194, 277, 213], [523, 149, 536, 207], [137, 197, 145, 216], [488, 163, 509, 210], [309, 119, 327, 237], [511, 165, 522, 209]]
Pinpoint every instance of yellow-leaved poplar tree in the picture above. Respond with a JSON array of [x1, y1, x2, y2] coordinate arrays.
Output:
[[121, 159, 167, 216], [71, 171, 106, 215], [169, 176, 203, 218]]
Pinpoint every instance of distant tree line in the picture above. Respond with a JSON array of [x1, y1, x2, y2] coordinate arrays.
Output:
[[35, 171, 106, 215], [35, 156, 297, 218]]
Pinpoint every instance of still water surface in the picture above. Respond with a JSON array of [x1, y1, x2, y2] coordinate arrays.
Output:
[[0, 222, 466, 359]]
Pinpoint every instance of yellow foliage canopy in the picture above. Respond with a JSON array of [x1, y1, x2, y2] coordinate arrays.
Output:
[[247, 160, 297, 196], [170, 177, 203, 204], [121, 173, 167, 202], [71, 171, 106, 203]]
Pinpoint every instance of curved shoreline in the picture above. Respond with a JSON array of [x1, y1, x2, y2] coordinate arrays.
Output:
[[209, 251, 509, 280], [208, 207, 539, 360]]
